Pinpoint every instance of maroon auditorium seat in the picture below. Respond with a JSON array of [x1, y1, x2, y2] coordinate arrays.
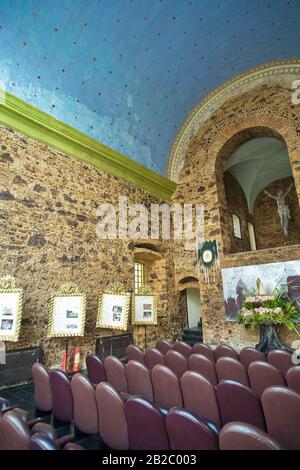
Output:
[[219, 422, 282, 450], [214, 344, 239, 361], [181, 371, 220, 427], [248, 361, 285, 398], [95, 382, 129, 450], [144, 348, 165, 370], [125, 397, 169, 450], [188, 354, 217, 386], [126, 344, 145, 365], [192, 343, 215, 363], [173, 341, 193, 359], [165, 350, 188, 378], [104, 356, 128, 394], [156, 339, 173, 355], [49, 369, 73, 426], [239, 347, 266, 369], [262, 386, 300, 450], [267, 350, 293, 378], [152, 364, 183, 409], [286, 366, 300, 395], [166, 408, 219, 450], [71, 373, 98, 437], [85, 354, 106, 385], [216, 380, 265, 430], [216, 357, 249, 387], [32, 363, 52, 416], [126, 360, 154, 402]]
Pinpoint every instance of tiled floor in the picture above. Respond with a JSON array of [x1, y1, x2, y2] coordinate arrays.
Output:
[[0, 382, 103, 450]]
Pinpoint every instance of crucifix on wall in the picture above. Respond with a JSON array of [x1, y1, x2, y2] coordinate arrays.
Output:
[[264, 182, 294, 236]]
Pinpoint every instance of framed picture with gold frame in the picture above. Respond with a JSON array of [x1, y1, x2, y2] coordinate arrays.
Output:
[[0, 276, 23, 342], [97, 282, 130, 331], [48, 282, 86, 338], [132, 290, 158, 326]]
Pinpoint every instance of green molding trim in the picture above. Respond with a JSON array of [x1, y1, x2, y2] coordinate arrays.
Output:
[[0, 90, 176, 201]]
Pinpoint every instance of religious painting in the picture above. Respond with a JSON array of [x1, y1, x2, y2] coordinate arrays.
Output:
[[48, 283, 86, 337], [221, 259, 300, 321], [0, 276, 23, 342], [132, 294, 158, 325]]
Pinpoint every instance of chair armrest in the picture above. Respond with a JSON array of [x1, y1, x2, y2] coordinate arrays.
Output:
[[56, 433, 75, 448]]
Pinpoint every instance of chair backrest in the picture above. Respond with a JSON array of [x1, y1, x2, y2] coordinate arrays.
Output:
[[166, 408, 219, 450], [95, 382, 129, 450], [104, 356, 128, 393], [216, 379, 265, 430], [144, 348, 165, 369], [219, 422, 282, 450], [286, 366, 300, 395], [192, 343, 215, 363], [126, 344, 145, 365], [165, 350, 188, 378], [239, 347, 266, 369], [126, 360, 153, 402], [172, 341, 193, 359], [216, 357, 249, 387], [71, 373, 98, 435], [152, 364, 183, 409], [49, 369, 73, 423], [267, 350, 293, 378], [248, 361, 285, 398], [214, 344, 239, 361], [85, 354, 106, 385], [181, 371, 220, 427], [216, 357, 249, 386], [188, 354, 218, 386], [262, 386, 300, 450], [156, 339, 173, 355], [125, 397, 169, 450], [32, 363, 52, 413], [0, 411, 31, 450], [30, 432, 59, 450]]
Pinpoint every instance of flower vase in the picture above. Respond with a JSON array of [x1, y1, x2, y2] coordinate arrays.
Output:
[[255, 323, 293, 354]]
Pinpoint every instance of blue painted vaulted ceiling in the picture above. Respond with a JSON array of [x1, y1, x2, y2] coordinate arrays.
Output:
[[0, 0, 299, 175]]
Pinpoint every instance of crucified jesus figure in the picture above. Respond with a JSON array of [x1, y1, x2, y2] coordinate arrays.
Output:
[[264, 182, 294, 236]]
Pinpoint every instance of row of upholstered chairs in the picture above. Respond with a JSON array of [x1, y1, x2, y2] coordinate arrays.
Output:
[[89, 356, 300, 449], [129, 339, 296, 378], [124, 343, 300, 398], [0, 392, 284, 450], [32, 356, 300, 449], [33, 357, 300, 450]]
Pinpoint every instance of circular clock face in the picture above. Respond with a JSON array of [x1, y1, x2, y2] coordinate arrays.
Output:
[[202, 249, 213, 263]]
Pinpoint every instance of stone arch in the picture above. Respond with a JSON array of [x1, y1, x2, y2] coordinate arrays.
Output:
[[212, 122, 299, 253]]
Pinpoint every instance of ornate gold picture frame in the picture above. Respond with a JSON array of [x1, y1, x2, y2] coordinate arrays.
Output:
[[132, 285, 158, 326], [97, 282, 130, 331], [0, 276, 23, 342], [48, 282, 86, 338]]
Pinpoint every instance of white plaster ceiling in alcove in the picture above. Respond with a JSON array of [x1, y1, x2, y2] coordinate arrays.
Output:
[[224, 137, 292, 213]]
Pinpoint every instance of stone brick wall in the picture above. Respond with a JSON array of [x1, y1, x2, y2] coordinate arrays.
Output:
[[0, 125, 184, 370], [253, 176, 300, 249], [173, 82, 300, 350]]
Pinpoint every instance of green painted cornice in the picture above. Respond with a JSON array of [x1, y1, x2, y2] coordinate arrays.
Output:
[[0, 90, 176, 200]]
